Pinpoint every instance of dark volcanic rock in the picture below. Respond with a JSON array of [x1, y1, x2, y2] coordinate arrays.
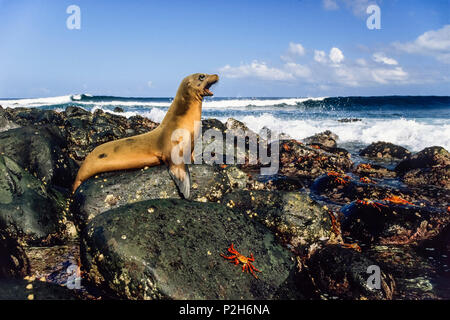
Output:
[[0, 225, 29, 278], [278, 139, 353, 183], [72, 165, 232, 227], [201, 118, 227, 133], [63, 107, 158, 160], [359, 141, 411, 160], [395, 146, 449, 189], [1, 107, 64, 127], [303, 245, 395, 300], [0, 109, 20, 132], [365, 245, 450, 299], [81, 199, 303, 300], [341, 201, 450, 245], [0, 125, 78, 190], [1, 106, 159, 161], [312, 173, 390, 205], [0, 278, 80, 300], [354, 163, 397, 179], [196, 118, 264, 167], [338, 118, 362, 123], [222, 190, 332, 254], [0, 156, 69, 245], [303, 130, 338, 148]]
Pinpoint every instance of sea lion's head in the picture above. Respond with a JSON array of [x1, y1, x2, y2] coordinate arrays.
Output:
[[178, 73, 219, 101]]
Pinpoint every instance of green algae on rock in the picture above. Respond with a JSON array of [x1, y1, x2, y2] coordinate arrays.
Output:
[[222, 190, 332, 254]]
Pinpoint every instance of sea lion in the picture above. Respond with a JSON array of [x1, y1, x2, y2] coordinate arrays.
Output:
[[72, 73, 219, 198]]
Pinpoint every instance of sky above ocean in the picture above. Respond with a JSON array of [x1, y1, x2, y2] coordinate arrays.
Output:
[[0, 0, 449, 98]]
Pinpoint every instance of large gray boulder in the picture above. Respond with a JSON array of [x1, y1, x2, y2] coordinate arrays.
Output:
[[72, 165, 232, 227], [0, 125, 78, 190], [0, 155, 71, 245], [222, 190, 332, 253], [81, 199, 303, 300], [0, 224, 29, 278]]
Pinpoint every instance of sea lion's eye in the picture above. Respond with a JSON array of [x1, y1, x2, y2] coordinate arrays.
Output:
[[199, 74, 206, 81]]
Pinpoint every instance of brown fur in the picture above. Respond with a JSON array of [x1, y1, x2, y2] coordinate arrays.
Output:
[[72, 73, 219, 196]]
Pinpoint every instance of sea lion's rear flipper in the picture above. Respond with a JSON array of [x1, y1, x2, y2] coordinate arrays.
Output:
[[168, 163, 191, 199]]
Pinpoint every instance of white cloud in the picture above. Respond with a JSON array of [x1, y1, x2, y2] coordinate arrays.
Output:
[[322, 0, 380, 17], [219, 61, 294, 81], [219, 60, 312, 81], [334, 66, 360, 86], [356, 58, 367, 66], [393, 25, 450, 63], [331, 64, 408, 87], [219, 42, 415, 88], [147, 81, 153, 88], [329, 47, 345, 64], [287, 42, 305, 56], [371, 67, 408, 84], [343, 0, 378, 17], [322, 0, 339, 10], [372, 52, 398, 65], [284, 62, 311, 78], [281, 42, 306, 61], [314, 50, 328, 64]]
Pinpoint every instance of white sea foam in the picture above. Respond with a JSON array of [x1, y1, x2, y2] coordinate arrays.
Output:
[[202, 97, 326, 109], [0, 95, 325, 109], [0, 95, 74, 107], [230, 114, 450, 151], [1, 95, 448, 151], [91, 106, 168, 123]]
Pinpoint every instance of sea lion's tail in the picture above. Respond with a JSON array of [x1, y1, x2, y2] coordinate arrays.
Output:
[[72, 179, 82, 194], [168, 163, 191, 199], [72, 159, 92, 193]]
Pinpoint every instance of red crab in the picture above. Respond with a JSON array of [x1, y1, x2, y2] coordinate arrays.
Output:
[[357, 163, 372, 170], [360, 176, 376, 184], [356, 199, 388, 211], [327, 171, 351, 185], [383, 195, 414, 206], [220, 243, 261, 279], [340, 242, 362, 252]]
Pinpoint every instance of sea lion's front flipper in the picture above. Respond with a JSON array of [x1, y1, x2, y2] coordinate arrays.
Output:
[[168, 163, 191, 199]]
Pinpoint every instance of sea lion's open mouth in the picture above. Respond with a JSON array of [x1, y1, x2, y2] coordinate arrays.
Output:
[[203, 75, 219, 96]]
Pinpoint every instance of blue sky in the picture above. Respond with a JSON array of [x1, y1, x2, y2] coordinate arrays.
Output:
[[0, 0, 449, 98]]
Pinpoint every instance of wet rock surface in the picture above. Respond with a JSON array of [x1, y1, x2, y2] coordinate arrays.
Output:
[[396, 146, 450, 189], [0, 278, 81, 300], [0, 155, 70, 245], [222, 190, 332, 254], [81, 199, 302, 300], [359, 141, 411, 160], [303, 130, 338, 148], [277, 139, 353, 183], [0, 125, 78, 190], [72, 164, 232, 227], [354, 163, 397, 179], [0, 106, 158, 161], [364, 245, 450, 299], [302, 245, 395, 300], [0, 225, 29, 278], [0, 106, 448, 300], [341, 201, 449, 245]]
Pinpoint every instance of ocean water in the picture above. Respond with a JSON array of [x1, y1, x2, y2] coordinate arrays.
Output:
[[1, 95, 449, 152]]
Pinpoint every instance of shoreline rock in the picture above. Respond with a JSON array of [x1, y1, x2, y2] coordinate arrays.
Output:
[[81, 199, 303, 299], [0, 105, 448, 300], [360, 141, 411, 160]]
